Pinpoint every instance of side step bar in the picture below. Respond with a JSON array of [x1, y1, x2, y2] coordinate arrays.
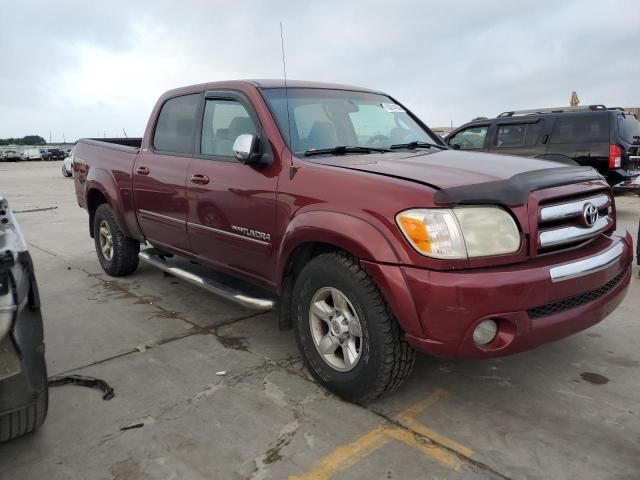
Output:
[[138, 250, 276, 311]]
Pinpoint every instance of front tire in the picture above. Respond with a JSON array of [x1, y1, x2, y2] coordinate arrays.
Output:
[[93, 204, 140, 276], [292, 252, 415, 402]]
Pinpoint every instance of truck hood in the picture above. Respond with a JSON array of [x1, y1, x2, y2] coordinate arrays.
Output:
[[311, 150, 569, 189], [310, 149, 604, 206]]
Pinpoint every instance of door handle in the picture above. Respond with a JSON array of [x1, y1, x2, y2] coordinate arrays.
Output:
[[190, 174, 210, 185], [137, 166, 150, 175]]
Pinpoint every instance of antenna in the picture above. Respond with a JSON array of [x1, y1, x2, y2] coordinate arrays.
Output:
[[280, 22, 297, 179], [122, 129, 128, 138]]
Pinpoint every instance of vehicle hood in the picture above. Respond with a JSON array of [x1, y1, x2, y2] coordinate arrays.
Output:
[[309, 150, 604, 206], [310, 150, 570, 189]]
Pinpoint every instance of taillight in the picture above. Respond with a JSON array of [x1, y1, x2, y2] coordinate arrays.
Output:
[[609, 144, 622, 168]]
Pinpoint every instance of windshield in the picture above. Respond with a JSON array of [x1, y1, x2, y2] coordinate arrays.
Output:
[[618, 114, 640, 143], [261, 88, 440, 156]]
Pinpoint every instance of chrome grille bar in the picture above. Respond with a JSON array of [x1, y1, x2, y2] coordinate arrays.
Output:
[[539, 216, 612, 248], [540, 194, 610, 222], [549, 243, 624, 282]]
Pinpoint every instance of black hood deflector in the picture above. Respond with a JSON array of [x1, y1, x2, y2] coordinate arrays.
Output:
[[433, 166, 604, 207]]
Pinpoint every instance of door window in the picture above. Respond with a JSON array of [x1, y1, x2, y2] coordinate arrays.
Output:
[[495, 121, 543, 148], [549, 114, 609, 143], [201, 100, 258, 157], [448, 126, 488, 150], [153, 94, 200, 154]]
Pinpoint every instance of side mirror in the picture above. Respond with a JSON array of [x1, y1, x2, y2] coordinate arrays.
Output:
[[451, 143, 461, 150], [233, 134, 261, 164]]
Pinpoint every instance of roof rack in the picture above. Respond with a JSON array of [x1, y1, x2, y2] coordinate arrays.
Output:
[[498, 105, 607, 117]]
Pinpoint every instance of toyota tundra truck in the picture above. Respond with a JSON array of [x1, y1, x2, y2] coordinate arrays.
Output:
[[72, 80, 633, 402]]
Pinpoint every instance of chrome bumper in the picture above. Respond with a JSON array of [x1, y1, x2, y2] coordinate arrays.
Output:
[[549, 242, 625, 283]]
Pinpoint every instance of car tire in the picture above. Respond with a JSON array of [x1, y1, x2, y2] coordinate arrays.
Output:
[[93, 204, 140, 276], [0, 368, 48, 442], [292, 251, 415, 403], [61, 167, 71, 177]]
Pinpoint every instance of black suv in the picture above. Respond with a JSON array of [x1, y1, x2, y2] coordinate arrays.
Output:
[[446, 105, 640, 190], [46, 149, 65, 161]]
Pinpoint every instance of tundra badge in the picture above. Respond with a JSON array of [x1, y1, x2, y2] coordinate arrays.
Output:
[[231, 225, 271, 242]]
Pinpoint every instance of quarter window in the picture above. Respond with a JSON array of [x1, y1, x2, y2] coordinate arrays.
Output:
[[449, 126, 488, 150], [201, 99, 258, 157], [549, 114, 609, 143], [153, 94, 200, 154], [495, 121, 543, 148]]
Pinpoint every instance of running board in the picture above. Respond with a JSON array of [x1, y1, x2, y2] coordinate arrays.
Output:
[[138, 250, 276, 310]]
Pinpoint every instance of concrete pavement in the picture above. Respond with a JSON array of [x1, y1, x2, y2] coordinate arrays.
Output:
[[0, 161, 638, 479]]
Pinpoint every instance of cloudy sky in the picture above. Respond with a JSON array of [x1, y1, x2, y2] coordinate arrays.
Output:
[[2, 0, 639, 142]]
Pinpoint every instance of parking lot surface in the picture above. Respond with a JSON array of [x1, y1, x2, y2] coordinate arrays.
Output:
[[0, 161, 639, 480]]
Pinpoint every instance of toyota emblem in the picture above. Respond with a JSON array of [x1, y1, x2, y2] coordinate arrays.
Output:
[[582, 202, 599, 227]]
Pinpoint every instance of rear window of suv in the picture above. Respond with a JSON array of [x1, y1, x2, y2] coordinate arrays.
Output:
[[549, 114, 609, 143], [617, 114, 640, 143]]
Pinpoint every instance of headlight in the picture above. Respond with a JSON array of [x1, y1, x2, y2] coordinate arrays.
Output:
[[396, 207, 520, 259]]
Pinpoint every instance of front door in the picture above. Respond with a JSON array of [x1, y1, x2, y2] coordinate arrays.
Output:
[[133, 93, 201, 254], [186, 91, 279, 286]]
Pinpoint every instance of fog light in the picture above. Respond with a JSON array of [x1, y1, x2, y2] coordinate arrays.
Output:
[[473, 319, 498, 345]]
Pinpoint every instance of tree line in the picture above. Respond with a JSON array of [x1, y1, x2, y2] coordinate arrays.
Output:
[[0, 135, 47, 146]]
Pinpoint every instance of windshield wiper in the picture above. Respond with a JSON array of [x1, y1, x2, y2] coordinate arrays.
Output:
[[304, 145, 390, 157], [390, 141, 447, 151]]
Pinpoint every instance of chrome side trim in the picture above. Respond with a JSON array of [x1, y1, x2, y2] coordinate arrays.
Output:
[[187, 222, 270, 246], [138, 251, 275, 310], [539, 194, 610, 222], [138, 209, 184, 226], [550, 243, 625, 282], [539, 216, 612, 248]]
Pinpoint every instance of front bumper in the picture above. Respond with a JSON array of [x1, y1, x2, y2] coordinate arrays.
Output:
[[371, 230, 633, 358]]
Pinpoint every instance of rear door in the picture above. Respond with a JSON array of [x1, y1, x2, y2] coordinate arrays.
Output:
[[488, 119, 549, 158], [546, 113, 610, 174], [133, 93, 200, 254], [186, 90, 279, 286]]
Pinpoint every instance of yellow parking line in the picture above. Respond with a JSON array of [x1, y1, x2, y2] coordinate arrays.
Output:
[[289, 426, 391, 480], [394, 414, 475, 459], [396, 388, 449, 418], [290, 389, 474, 479], [383, 428, 463, 471]]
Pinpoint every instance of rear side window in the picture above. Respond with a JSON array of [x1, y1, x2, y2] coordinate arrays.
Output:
[[617, 114, 640, 143], [448, 126, 488, 150], [153, 94, 200, 154], [201, 99, 258, 157], [495, 121, 543, 148], [549, 114, 609, 144]]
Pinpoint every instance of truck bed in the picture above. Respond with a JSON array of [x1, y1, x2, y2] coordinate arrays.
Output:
[[78, 137, 143, 154]]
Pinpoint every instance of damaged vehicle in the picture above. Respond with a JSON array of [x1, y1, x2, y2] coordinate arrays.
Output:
[[0, 196, 48, 441], [73, 81, 633, 402]]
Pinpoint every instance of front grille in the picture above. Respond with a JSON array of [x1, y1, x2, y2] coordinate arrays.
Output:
[[537, 192, 613, 254], [527, 269, 626, 319]]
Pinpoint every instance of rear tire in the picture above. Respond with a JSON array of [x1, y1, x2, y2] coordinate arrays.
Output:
[[292, 252, 415, 402], [93, 204, 139, 276], [0, 369, 48, 442]]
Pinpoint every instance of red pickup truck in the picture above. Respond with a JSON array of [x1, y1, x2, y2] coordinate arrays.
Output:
[[73, 80, 633, 402]]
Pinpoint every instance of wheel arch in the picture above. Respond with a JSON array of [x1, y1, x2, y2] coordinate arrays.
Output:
[[277, 210, 402, 286], [275, 211, 419, 334]]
